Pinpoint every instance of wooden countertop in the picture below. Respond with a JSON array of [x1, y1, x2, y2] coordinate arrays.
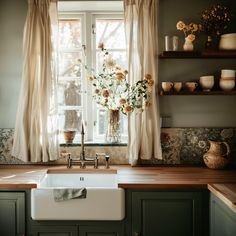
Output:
[[0, 165, 236, 189], [208, 184, 236, 214], [1, 165, 236, 213]]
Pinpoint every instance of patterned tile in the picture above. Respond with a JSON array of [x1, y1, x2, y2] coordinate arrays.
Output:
[[0, 128, 235, 166], [0, 129, 24, 164]]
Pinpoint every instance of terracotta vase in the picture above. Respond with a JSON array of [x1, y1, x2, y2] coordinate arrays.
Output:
[[63, 130, 76, 144]]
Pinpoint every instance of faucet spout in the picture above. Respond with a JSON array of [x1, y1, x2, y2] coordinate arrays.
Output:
[[80, 122, 85, 161]]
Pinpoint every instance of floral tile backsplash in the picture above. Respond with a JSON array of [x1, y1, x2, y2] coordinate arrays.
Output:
[[1, 128, 236, 166]]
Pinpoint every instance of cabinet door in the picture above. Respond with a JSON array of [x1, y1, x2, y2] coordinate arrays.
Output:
[[79, 224, 124, 236], [210, 193, 236, 236], [31, 225, 78, 236], [0, 192, 25, 236], [131, 191, 203, 236]]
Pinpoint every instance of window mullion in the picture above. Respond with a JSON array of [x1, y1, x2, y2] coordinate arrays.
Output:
[[83, 12, 94, 141]]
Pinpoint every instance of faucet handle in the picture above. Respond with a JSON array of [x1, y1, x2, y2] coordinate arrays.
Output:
[[105, 154, 110, 169], [66, 153, 72, 168]]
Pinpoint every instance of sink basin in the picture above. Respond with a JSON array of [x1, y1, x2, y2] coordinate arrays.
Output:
[[31, 170, 125, 221]]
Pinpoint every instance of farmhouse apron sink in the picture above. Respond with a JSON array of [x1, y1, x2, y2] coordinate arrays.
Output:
[[31, 170, 125, 220]]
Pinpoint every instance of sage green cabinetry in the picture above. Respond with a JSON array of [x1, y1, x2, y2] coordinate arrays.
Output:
[[127, 190, 209, 236], [31, 222, 124, 236], [79, 223, 124, 236], [0, 191, 25, 236], [30, 224, 78, 236], [210, 193, 236, 236]]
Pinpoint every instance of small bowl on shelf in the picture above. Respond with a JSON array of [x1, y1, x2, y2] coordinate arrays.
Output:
[[219, 78, 235, 91], [199, 75, 214, 92]]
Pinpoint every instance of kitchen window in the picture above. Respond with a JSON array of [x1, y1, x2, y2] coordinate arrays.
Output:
[[58, 2, 127, 144]]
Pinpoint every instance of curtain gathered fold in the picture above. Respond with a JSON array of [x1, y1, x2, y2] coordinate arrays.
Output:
[[12, 0, 59, 162], [124, 0, 162, 165]]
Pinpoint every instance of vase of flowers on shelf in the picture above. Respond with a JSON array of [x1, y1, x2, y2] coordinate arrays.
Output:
[[176, 21, 201, 51], [200, 4, 232, 50], [85, 43, 154, 143]]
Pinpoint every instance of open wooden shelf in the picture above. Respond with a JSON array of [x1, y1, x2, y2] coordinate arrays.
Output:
[[159, 90, 236, 96], [159, 50, 236, 59]]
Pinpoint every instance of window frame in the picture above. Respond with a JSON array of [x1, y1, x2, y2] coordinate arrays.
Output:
[[58, 9, 127, 144]]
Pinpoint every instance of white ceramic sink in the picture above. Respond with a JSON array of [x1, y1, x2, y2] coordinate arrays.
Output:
[[31, 171, 125, 221]]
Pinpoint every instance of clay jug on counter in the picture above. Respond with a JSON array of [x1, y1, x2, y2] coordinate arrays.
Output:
[[203, 140, 231, 169]]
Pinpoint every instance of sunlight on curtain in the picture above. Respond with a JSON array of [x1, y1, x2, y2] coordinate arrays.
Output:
[[12, 0, 59, 162], [124, 0, 162, 165]]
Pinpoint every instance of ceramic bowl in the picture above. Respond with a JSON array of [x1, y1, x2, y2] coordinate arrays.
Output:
[[199, 76, 214, 91], [219, 33, 236, 50], [219, 79, 235, 91], [221, 69, 235, 78]]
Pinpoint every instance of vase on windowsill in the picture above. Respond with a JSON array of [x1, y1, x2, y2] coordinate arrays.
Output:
[[63, 130, 76, 144], [106, 109, 121, 143]]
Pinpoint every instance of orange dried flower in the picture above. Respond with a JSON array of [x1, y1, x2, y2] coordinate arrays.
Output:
[[98, 42, 104, 49], [95, 88, 100, 94], [124, 105, 132, 113], [116, 72, 124, 80], [102, 90, 109, 97], [119, 98, 126, 105]]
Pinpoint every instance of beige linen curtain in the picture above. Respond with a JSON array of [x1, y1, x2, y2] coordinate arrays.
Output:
[[124, 0, 162, 165], [12, 0, 59, 162]]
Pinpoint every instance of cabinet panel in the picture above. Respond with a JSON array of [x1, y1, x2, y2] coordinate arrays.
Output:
[[210, 193, 236, 236], [0, 192, 25, 236], [131, 191, 203, 236], [31, 225, 78, 236], [79, 224, 124, 236]]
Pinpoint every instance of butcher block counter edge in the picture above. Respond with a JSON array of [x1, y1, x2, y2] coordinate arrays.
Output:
[[208, 184, 236, 214]]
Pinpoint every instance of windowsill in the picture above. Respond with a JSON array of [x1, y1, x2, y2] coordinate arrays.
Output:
[[60, 142, 127, 147]]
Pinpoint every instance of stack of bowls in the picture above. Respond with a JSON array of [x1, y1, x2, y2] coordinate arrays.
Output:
[[219, 69, 235, 91]]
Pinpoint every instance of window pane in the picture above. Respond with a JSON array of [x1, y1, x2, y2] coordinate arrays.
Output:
[[96, 51, 127, 73], [59, 20, 82, 49], [59, 52, 82, 77], [96, 19, 126, 49], [58, 81, 82, 106], [59, 109, 82, 131]]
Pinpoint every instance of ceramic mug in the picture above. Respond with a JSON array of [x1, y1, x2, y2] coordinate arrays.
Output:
[[162, 82, 173, 92], [185, 82, 198, 92], [173, 82, 182, 92]]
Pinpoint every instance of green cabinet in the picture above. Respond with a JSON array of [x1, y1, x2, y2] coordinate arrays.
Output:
[[31, 225, 78, 236], [127, 190, 208, 236], [0, 192, 25, 236], [210, 193, 236, 236], [79, 223, 124, 236], [31, 222, 124, 236]]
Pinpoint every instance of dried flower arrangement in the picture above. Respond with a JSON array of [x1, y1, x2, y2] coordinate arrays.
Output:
[[86, 43, 154, 115], [176, 21, 201, 42], [200, 4, 232, 36]]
